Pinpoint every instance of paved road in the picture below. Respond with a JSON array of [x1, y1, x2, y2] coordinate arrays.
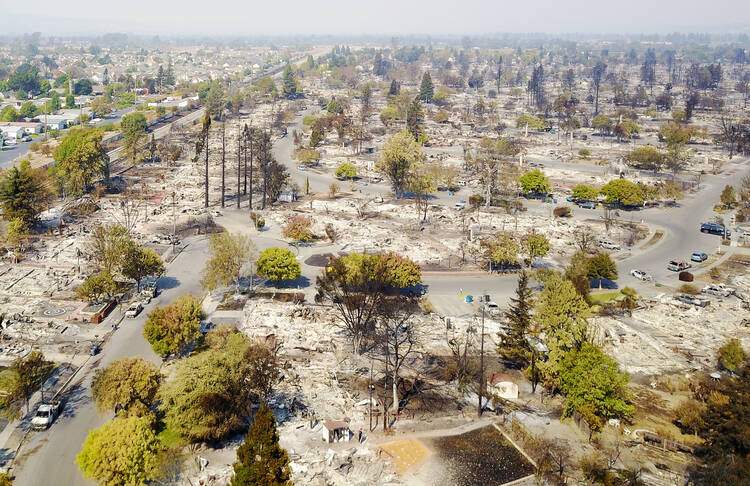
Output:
[[12, 237, 207, 486]]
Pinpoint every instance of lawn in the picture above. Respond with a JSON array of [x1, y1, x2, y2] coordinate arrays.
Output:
[[588, 291, 622, 305]]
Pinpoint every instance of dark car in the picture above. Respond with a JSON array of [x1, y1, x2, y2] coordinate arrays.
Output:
[[89, 342, 101, 356], [701, 222, 730, 237], [579, 201, 597, 209]]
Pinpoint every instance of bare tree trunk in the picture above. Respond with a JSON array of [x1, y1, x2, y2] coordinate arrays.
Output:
[[204, 133, 209, 209], [237, 125, 241, 209], [221, 121, 226, 208]]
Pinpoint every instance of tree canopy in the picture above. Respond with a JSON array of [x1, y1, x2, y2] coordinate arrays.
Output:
[[256, 248, 301, 283], [231, 403, 291, 486], [201, 232, 255, 291], [376, 131, 424, 198], [76, 416, 161, 486], [519, 169, 551, 194], [51, 127, 109, 196], [91, 357, 162, 417], [600, 179, 645, 206], [0, 160, 51, 226], [143, 295, 205, 357]]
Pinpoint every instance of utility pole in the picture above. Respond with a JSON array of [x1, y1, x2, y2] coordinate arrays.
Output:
[[171, 191, 176, 253], [369, 357, 374, 432], [221, 118, 226, 208], [237, 123, 241, 209], [478, 305, 485, 417]]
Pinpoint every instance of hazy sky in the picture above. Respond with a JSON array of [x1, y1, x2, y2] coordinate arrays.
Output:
[[5, 0, 750, 36]]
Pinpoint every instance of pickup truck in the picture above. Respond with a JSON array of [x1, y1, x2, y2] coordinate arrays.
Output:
[[667, 260, 691, 272], [31, 401, 61, 430], [600, 240, 621, 250]]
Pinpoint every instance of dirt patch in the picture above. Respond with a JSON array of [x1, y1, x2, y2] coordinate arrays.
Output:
[[427, 425, 534, 486], [640, 229, 664, 250]]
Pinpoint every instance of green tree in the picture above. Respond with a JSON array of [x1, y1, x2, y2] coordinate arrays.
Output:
[[0, 106, 19, 122], [406, 96, 424, 141], [718, 338, 746, 373], [86, 224, 131, 274], [143, 295, 205, 357], [281, 64, 298, 99], [591, 115, 613, 135], [376, 131, 424, 198], [586, 252, 618, 280], [720, 185, 737, 208], [0, 160, 51, 226], [600, 179, 644, 206], [419, 72, 434, 102], [523, 232, 551, 264], [482, 232, 520, 269], [7, 64, 41, 94], [519, 169, 551, 194], [613, 119, 639, 141], [159, 333, 257, 442], [256, 248, 301, 283], [121, 243, 164, 290], [571, 184, 599, 201], [65, 94, 76, 109], [516, 114, 548, 131], [626, 146, 664, 171], [559, 343, 634, 432], [91, 357, 162, 417], [200, 232, 255, 292], [120, 112, 148, 165], [688, 364, 750, 484], [76, 416, 161, 486], [497, 271, 539, 391], [19, 101, 39, 119], [76, 271, 116, 303], [231, 403, 292, 486], [51, 127, 109, 196], [335, 162, 357, 179], [282, 215, 314, 243], [0, 351, 54, 419], [535, 274, 590, 390], [205, 80, 227, 119]]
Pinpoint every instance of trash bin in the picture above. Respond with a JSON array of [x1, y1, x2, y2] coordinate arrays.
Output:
[[465, 295, 473, 303]]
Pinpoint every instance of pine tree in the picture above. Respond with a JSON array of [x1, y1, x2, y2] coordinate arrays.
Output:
[[231, 403, 291, 486], [419, 72, 434, 102], [388, 79, 400, 96], [282, 64, 297, 100], [406, 97, 423, 141], [165, 62, 175, 86], [497, 271, 538, 390]]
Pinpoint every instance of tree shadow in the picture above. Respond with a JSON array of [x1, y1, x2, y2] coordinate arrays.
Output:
[[57, 384, 93, 420], [157, 276, 180, 290], [269, 276, 311, 289]]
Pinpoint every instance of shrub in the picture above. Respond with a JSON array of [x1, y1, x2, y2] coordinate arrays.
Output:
[[329, 183, 339, 197], [29, 142, 40, 152], [678, 283, 699, 295], [250, 212, 265, 230], [469, 194, 485, 209], [334, 162, 356, 179], [282, 215, 313, 242], [578, 149, 591, 158], [553, 206, 571, 217]]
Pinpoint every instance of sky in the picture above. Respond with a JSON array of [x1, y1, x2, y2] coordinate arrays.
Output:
[[4, 0, 750, 36]]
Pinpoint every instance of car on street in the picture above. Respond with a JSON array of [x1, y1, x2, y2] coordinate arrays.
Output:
[[484, 301, 501, 317], [691, 252, 708, 262], [667, 260, 691, 272], [630, 269, 651, 281], [31, 401, 61, 430], [578, 201, 597, 209], [125, 302, 143, 318], [675, 295, 709, 307], [600, 240, 621, 250], [700, 222, 730, 237], [89, 342, 101, 355]]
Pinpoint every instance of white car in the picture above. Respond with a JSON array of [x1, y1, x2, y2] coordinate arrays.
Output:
[[600, 240, 621, 250], [125, 302, 143, 318], [630, 269, 651, 281]]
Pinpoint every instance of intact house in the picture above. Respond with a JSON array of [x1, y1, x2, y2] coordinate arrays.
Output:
[[0, 121, 44, 134], [1, 126, 25, 140]]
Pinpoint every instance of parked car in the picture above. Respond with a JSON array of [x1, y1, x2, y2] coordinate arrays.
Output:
[[484, 301, 501, 317], [630, 269, 651, 281], [702, 283, 735, 297], [22, 136, 32, 142], [31, 401, 61, 430], [675, 295, 710, 308], [700, 222, 731, 237], [579, 201, 597, 209], [691, 252, 708, 262], [125, 302, 143, 318], [600, 240, 621, 251], [667, 260, 691, 272], [89, 342, 101, 356]]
